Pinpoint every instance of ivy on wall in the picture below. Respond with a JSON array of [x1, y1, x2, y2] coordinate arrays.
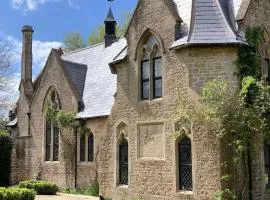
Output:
[[172, 26, 270, 200]]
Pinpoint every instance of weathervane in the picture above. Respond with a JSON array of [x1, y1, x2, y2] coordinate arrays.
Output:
[[107, 0, 114, 6]]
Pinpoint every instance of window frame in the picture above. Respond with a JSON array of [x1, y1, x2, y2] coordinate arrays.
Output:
[[141, 59, 150, 100], [152, 56, 162, 99], [78, 132, 94, 163], [45, 120, 60, 162]]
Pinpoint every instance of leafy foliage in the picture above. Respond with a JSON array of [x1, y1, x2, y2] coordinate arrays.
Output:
[[235, 27, 261, 81], [0, 133, 12, 187], [0, 187, 36, 200], [18, 180, 58, 195], [63, 32, 87, 52]]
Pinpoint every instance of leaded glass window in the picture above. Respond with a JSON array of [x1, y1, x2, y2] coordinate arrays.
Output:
[[179, 136, 192, 190], [80, 135, 86, 162], [265, 142, 270, 188], [265, 59, 270, 85], [88, 133, 94, 162], [119, 138, 128, 185]]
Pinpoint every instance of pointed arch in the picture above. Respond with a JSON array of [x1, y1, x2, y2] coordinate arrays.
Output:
[[135, 28, 165, 61], [43, 86, 61, 162], [42, 86, 61, 112]]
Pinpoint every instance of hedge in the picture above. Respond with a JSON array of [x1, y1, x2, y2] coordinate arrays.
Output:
[[0, 187, 36, 200], [0, 133, 12, 187], [18, 180, 58, 195]]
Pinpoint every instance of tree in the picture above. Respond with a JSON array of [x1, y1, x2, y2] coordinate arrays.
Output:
[[0, 38, 14, 115], [63, 32, 86, 52], [88, 12, 132, 45]]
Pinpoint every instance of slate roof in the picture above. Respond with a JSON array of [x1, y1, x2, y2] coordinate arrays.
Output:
[[171, 0, 246, 48], [62, 60, 87, 100], [58, 0, 245, 119], [7, 117, 17, 127], [105, 7, 116, 22], [62, 38, 127, 119]]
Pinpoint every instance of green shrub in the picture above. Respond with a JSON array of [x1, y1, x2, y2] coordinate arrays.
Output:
[[18, 180, 58, 195], [64, 182, 99, 197], [0, 133, 12, 187], [0, 187, 36, 200]]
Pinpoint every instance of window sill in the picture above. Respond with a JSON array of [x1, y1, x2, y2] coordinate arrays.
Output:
[[116, 185, 128, 189], [177, 190, 193, 195], [77, 162, 95, 166], [138, 98, 163, 104], [43, 161, 60, 165]]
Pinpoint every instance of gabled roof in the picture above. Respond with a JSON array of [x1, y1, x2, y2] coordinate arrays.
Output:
[[62, 38, 127, 119]]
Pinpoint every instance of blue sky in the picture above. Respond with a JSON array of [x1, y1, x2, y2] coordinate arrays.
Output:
[[0, 0, 137, 114], [1, 0, 137, 41]]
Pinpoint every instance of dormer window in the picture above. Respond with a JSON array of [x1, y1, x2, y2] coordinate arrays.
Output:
[[140, 35, 163, 100]]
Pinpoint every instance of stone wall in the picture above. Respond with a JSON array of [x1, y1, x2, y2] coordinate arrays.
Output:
[[99, 1, 239, 199]]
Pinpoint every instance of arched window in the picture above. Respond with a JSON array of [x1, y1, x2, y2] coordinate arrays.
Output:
[[79, 132, 94, 162], [140, 35, 162, 100], [119, 138, 128, 185], [178, 136, 192, 190], [44, 89, 60, 162], [265, 141, 270, 187], [88, 133, 94, 162], [80, 135, 86, 162]]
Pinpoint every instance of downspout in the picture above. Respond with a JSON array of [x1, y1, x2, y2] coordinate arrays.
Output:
[[74, 128, 78, 188], [248, 139, 253, 200]]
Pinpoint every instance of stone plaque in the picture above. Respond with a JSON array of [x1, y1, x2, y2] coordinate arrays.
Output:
[[138, 123, 164, 159]]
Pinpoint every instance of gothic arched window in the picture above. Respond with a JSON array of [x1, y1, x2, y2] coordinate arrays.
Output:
[[119, 138, 128, 185], [265, 141, 270, 188], [44, 88, 60, 162], [178, 136, 192, 190], [140, 35, 162, 100], [79, 132, 94, 162]]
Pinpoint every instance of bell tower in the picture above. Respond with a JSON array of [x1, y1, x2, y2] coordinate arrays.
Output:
[[104, 0, 117, 47]]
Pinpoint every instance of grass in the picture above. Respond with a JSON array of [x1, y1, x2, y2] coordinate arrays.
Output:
[[64, 182, 99, 197]]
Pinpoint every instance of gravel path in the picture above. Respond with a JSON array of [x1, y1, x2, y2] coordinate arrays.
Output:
[[35, 193, 99, 200]]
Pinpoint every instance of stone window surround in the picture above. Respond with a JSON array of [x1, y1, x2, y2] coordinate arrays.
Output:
[[77, 132, 95, 164], [138, 34, 164, 102], [173, 123, 195, 195], [114, 122, 130, 188], [42, 87, 61, 163]]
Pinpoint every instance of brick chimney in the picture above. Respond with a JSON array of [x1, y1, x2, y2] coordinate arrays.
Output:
[[21, 25, 34, 100]]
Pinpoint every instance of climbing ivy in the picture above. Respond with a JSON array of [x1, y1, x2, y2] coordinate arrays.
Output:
[[172, 26, 270, 200]]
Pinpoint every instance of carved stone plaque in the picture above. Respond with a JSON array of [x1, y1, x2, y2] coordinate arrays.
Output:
[[138, 123, 164, 159]]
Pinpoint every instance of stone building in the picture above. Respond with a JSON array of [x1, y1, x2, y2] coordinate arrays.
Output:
[[6, 0, 270, 199]]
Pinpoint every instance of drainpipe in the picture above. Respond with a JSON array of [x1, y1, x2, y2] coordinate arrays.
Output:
[[74, 128, 78, 188], [248, 140, 253, 200]]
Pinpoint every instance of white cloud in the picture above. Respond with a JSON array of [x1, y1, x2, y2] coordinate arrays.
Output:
[[1, 35, 62, 115], [11, 0, 79, 12], [7, 35, 62, 75]]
